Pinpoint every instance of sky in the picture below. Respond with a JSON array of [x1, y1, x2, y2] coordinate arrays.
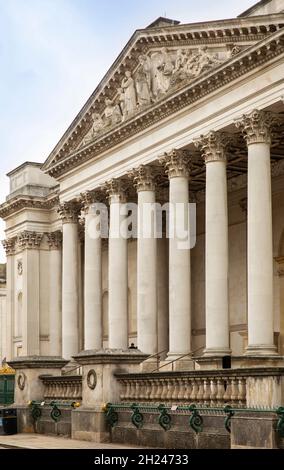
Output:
[[0, 0, 257, 261]]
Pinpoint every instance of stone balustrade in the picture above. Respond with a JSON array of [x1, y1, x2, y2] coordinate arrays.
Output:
[[40, 375, 82, 402], [115, 368, 284, 409]]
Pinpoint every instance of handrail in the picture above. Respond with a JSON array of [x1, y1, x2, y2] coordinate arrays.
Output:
[[62, 364, 82, 376], [145, 349, 168, 361], [150, 351, 194, 373], [150, 345, 205, 373]]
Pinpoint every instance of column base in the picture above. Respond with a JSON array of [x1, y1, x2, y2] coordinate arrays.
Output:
[[159, 353, 194, 372], [140, 357, 159, 373], [245, 344, 278, 356], [202, 348, 232, 357]]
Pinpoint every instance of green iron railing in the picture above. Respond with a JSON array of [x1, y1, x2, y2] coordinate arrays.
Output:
[[29, 400, 81, 423], [103, 403, 284, 437]]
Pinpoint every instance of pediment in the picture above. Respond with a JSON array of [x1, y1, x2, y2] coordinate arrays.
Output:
[[43, 13, 284, 176]]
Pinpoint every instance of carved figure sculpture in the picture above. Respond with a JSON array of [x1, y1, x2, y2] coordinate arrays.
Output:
[[136, 55, 152, 107], [121, 71, 137, 117]]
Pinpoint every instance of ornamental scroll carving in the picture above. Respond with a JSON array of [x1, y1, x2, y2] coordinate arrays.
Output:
[[79, 46, 225, 148]]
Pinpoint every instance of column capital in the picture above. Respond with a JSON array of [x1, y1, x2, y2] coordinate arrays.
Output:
[[235, 109, 280, 145], [2, 238, 16, 256], [17, 231, 43, 250], [194, 131, 229, 163], [46, 231, 62, 250], [80, 189, 103, 213], [58, 201, 81, 224], [128, 165, 155, 192], [159, 149, 191, 179], [104, 179, 127, 202]]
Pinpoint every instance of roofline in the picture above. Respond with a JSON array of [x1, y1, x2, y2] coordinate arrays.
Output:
[[238, 0, 272, 17], [43, 12, 284, 171], [7, 162, 43, 177]]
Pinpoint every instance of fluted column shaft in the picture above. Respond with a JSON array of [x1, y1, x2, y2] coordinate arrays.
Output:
[[47, 232, 62, 356], [82, 192, 102, 350], [107, 181, 128, 349], [195, 132, 230, 356], [130, 166, 157, 355], [58, 202, 80, 360], [236, 110, 278, 355], [160, 150, 191, 360]]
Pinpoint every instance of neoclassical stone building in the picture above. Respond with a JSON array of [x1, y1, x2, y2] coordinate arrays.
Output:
[[1, 0, 284, 449]]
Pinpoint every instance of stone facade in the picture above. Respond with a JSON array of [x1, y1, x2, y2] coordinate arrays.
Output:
[[1, 0, 284, 448]]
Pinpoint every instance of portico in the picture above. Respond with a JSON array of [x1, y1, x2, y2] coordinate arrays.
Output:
[[1, 2, 284, 371]]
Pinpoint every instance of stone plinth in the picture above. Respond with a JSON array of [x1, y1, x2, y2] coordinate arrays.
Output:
[[8, 356, 68, 405], [7, 356, 68, 434], [231, 414, 282, 449], [71, 349, 148, 442]]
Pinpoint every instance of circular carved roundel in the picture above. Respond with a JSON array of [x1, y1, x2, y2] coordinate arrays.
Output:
[[87, 369, 97, 390], [17, 372, 26, 391]]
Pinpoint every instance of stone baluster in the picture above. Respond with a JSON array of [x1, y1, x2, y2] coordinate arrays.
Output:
[[216, 379, 225, 406], [150, 380, 157, 402], [190, 379, 199, 403], [172, 379, 180, 402], [183, 378, 191, 402], [210, 378, 218, 406], [223, 378, 232, 404], [196, 379, 204, 404], [166, 379, 174, 402], [203, 379, 211, 406], [238, 378, 246, 406], [231, 378, 239, 406], [177, 378, 185, 401]]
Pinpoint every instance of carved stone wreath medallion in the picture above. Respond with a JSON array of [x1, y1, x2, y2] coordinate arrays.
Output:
[[17, 372, 26, 391], [87, 369, 97, 390]]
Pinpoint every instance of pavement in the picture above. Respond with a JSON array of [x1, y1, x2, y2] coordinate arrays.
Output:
[[0, 433, 142, 449]]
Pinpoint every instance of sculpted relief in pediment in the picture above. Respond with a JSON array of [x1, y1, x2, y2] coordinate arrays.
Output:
[[80, 45, 237, 149]]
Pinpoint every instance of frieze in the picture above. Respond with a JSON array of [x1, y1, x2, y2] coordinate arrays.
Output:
[[0, 195, 59, 219]]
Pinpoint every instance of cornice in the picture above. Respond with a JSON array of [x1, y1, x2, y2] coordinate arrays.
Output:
[[0, 194, 59, 220], [45, 29, 284, 179]]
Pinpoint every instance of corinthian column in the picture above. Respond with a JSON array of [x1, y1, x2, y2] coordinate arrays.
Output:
[[17, 231, 43, 356], [47, 231, 62, 356], [195, 131, 230, 356], [81, 191, 103, 350], [129, 165, 157, 355], [106, 180, 128, 350], [235, 109, 279, 355], [58, 202, 80, 360], [1, 238, 16, 360], [159, 150, 192, 363]]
